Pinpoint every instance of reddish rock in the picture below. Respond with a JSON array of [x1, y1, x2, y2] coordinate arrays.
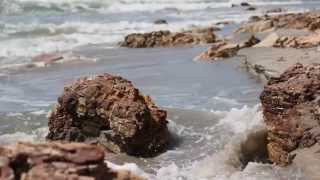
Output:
[[46, 74, 169, 157], [196, 36, 260, 61], [120, 28, 216, 48], [0, 142, 143, 180], [260, 63, 320, 166]]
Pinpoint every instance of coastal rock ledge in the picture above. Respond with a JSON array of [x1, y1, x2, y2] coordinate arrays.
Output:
[[260, 63, 320, 167], [0, 142, 143, 180], [120, 28, 216, 48], [46, 73, 169, 157]]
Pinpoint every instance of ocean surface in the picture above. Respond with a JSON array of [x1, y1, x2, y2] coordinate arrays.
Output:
[[0, 0, 319, 179]]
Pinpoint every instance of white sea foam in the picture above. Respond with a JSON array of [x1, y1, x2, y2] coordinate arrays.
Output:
[[0, 127, 48, 145]]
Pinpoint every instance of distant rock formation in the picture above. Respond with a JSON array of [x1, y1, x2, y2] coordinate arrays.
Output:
[[260, 63, 320, 166], [120, 28, 216, 48], [47, 73, 169, 157], [236, 11, 320, 33], [196, 35, 260, 60], [0, 142, 143, 180], [153, 19, 168, 25]]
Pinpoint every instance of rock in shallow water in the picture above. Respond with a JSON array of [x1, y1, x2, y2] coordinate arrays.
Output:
[[120, 28, 216, 48], [46, 73, 169, 157], [260, 63, 320, 166], [0, 142, 143, 180], [196, 35, 260, 61]]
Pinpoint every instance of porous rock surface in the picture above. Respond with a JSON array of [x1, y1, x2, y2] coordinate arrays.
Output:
[[260, 63, 320, 166], [0, 142, 143, 180], [47, 73, 169, 157], [120, 28, 216, 48]]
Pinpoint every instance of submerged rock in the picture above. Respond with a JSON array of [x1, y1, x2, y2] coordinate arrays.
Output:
[[240, 2, 251, 7], [260, 63, 320, 166], [153, 19, 168, 24], [47, 74, 169, 157], [196, 35, 260, 61], [245, 6, 256, 11], [0, 142, 143, 180], [120, 28, 216, 48], [266, 8, 285, 14]]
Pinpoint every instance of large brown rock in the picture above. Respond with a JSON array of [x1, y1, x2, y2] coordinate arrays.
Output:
[[0, 142, 143, 180], [120, 28, 216, 48], [46, 74, 169, 157], [260, 63, 320, 166]]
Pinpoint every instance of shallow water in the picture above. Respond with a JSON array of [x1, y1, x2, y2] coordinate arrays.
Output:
[[1, 0, 320, 68], [0, 46, 305, 179]]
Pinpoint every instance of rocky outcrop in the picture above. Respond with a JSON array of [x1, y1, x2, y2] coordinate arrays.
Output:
[[236, 11, 320, 34], [260, 63, 320, 166], [273, 33, 320, 48], [253, 31, 320, 48], [46, 73, 169, 157], [0, 142, 143, 180], [196, 35, 260, 60], [120, 28, 216, 48]]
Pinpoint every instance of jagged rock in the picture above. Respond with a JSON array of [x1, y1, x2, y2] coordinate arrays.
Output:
[[254, 31, 320, 48], [120, 29, 216, 48], [0, 142, 143, 180], [237, 11, 320, 33], [153, 19, 168, 25], [260, 63, 320, 166], [274, 33, 320, 48], [46, 74, 169, 157], [196, 36, 260, 60]]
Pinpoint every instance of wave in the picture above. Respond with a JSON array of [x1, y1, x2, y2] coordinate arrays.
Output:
[[0, 105, 307, 179], [0, 0, 313, 15]]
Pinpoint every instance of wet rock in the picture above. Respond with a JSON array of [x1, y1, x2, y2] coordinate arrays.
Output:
[[196, 35, 260, 61], [47, 73, 169, 157], [32, 53, 63, 66], [153, 19, 168, 25], [216, 21, 234, 25], [254, 32, 280, 47], [0, 142, 143, 180], [249, 15, 263, 22], [237, 11, 320, 33], [266, 8, 284, 14], [120, 29, 216, 48], [240, 2, 251, 7], [260, 63, 320, 166]]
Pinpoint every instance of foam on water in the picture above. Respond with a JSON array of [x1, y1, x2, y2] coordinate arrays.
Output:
[[1, 0, 318, 69], [0, 127, 48, 145], [0, 104, 306, 179], [103, 105, 305, 179]]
